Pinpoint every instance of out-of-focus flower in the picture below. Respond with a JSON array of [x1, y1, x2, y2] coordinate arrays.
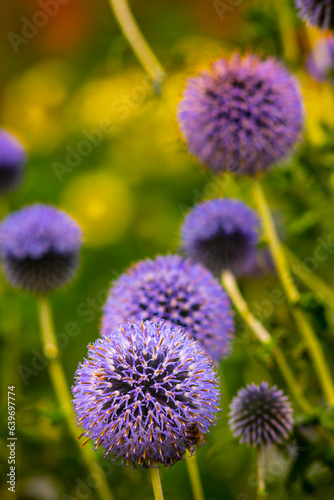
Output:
[[102, 255, 234, 362], [295, 0, 334, 31], [181, 198, 259, 277], [177, 54, 304, 176], [229, 382, 294, 447], [2, 60, 71, 153], [61, 171, 132, 247], [0, 204, 82, 294], [0, 129, 27, 195], [307, 37, 334, 83], [72, 320, 221, 467]]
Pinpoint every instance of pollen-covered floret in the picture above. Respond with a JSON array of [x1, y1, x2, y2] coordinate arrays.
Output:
[[72, 320, 221, 467]]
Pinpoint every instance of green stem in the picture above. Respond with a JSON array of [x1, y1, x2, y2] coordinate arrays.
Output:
[[252, 179, 334, 406], [150, 467, 164, 500], [0, 197, 9, 296], [185, 451, 205, 500], [38, 296, 114, 500], [284, 245, 334, 310], [257, 446, 267, 499], [221, 270, 311, 413], [273, 0, 300, 64], [108, 0, 165, 84]]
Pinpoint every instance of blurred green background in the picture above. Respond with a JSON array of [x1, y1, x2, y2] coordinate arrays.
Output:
[[1, 0, 334, 499]]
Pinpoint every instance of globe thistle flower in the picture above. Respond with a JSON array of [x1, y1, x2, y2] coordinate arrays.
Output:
[[181, 198, 260, 277], [101, 255, 234, 363], [0, 129, 27, 195], [177, 54, 303, 176], [295, 0, 334, 31], [229, 382, 294, 447], [307, 37, 334, 83], [0, 204, 83, 294], [72, 320, 221, 467]]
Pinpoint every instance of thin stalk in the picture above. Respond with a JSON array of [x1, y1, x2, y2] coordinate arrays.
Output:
[[185, 451, 205, 500], [257, 446, 267, 499], [252, 179, 334, 405], [150, 467, 164, 500], [221, 270, 311, 413], [273, 0, 300, 64], [38, 296, 114, 500], [0, 198, 9, 297], [108, 0, 165, 84], [284, 245, 334, 310]]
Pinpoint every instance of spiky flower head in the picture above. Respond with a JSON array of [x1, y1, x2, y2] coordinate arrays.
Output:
[[177, 54, 303, 176], [0, 204, 82, 294], [229, 382, 294, 447], [101, 255, 234, 363], [181, 198, 259, 277], [307, 37, 334, 83], [72, 320, 221, 467], [0, 129, 27, 195], [295, 0, 334, 31]]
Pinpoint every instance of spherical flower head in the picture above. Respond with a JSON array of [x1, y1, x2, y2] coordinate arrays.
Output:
[[177, 54, 304, 176], [0, 204, 83, 294], [181, 198, 260, 277], [72, 320, 221, 467], [295, 0, 334, 31], [307, 37, 334, 83], [101, 255, 234, 363], [229, 382, 294, 447], [0, 129, 27, 195]]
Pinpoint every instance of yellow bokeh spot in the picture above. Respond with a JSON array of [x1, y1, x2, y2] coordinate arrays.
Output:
[[1, 60, 72, 153], [299, 72, 334, 145], [61, 171, 132, 247], [68, 69, 150, 132]]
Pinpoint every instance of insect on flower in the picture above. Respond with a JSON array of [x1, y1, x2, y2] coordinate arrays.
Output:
[[72, 320, 221, 468]]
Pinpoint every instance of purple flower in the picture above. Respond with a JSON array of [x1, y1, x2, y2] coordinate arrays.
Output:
[[101, 255, 234, 363], [229, 382, 294, 447], [307, 37, 334, 83], [0, 129, 27, 195], [0, 204, 83, 294], [177, 54, 304, 176], [295, 0, 334, 31], [181, 198, 260, 277], [72, 320, 221, 467]]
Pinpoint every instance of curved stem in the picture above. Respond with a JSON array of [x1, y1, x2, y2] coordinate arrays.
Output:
[[222, 270, 271, 344], [252, 179, 334, 406], [284, 245, 334, 310], [257, 446, 267, 499], [273, 0, 300, 64], [221, 270, 311, 413], [185, 451, 205, 500], [108, 0, 165, 85], [38, 296, 114, 500], [150, 467, 164, 500]]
